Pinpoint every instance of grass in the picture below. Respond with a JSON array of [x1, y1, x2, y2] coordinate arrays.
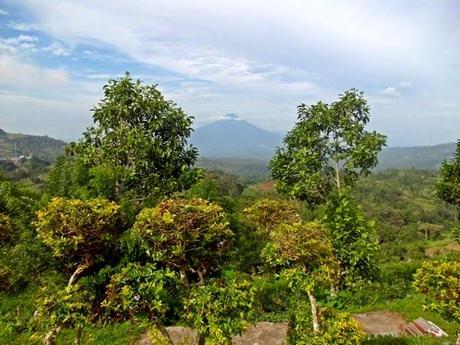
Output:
[[0, 289, 147, 345], [1, 285, 458, 344]]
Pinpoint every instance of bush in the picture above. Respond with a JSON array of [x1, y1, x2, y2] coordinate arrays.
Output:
[[102, 263, 178, 322], [0, 213, 13, 244], [0, 265, 12, 292], [184, 277, 255, 345], [244, 198, 301, 232], [132, 198, 232, 284], [35, 197, 121, 259], [289, 305, 365, 345], [413, 260, 460, 321]]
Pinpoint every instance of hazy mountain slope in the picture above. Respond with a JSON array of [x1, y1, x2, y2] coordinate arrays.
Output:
[[377, 143, 456, 171], [0, 129, 66, 162], [191, 119, 282, 159]]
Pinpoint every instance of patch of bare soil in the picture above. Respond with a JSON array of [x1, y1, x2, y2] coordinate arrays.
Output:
[[353, 311, 408, 336], [257, 180, 275, 192], [425, 241, 460, 257]]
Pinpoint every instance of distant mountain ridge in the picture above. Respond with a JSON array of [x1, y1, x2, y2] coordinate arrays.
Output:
[[0, 129, 66, 162], [377, 143, 456, 171], [191, 118, 456, 172], [191, 118, 282, 159], [0, 124, 456, 177]]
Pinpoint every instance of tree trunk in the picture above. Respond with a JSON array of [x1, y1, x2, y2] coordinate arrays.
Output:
[[44, 325, 62, 345], [179, 269, 189, 288], [307, 290, 320, 333], [75, 326, 82, 345], [335, 161, 341, 191], [197, 267, 207, 286], [194, 333, 205, 345], [68, 255, 94, 286]]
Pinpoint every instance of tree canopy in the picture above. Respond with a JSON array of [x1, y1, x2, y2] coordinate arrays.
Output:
[[270, 89, 386, 206], [131, 198, 233, 285], [436, 140, 460, 219], [68, 73, 198, 201]]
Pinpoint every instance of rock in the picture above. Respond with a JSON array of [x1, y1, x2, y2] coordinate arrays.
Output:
[[232, 322, 288, 345], [353, 311, 408, 337], [136, 322, 289, 345], [167, 326, 197, 345], [136, 326, 197, 345]]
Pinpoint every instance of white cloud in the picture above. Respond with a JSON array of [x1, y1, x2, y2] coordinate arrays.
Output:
[[0, 54, 69, 89], [0, 9, 8, 15], [42, 41, 72, 56], [380, 87, 401, 98], [86, 73, 111, 80], [8, 22, 38, 31], [3, 0, 459, 144], [0, 35, 39, 54]]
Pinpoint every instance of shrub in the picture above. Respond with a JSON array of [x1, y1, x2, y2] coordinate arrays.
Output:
[[102, 263, 177, 321], [132, 198, 232, 285], [413, 260, 460, 321], [244, 198, 301, 232], [184, 277, 255, 345], [289, 305, 365, 345], [35, 197, 120, 259], [0, 213, 13, 244]]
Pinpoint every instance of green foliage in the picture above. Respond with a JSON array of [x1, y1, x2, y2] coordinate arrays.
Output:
[[0, 179, 50, 291], [0, 264, 13, 292], [184, 277, 255, 345], [101, 263, 177, 321], [35, 197, 120, 259], [270, 89, 386, 206], [413, 260, 460, 321], [436, 140, 460, 215], [36, 284, 93, 333], [186, 171, 246, 201], [131, 198, 233, 283], [244, 198, 301, 232], [323, 188, 379, 288], [0, 212, 13, 244], [262, 222, 337, 284], [46, 156, 91, 199], [289, 304, 365, 345], [68, 73, 198, 201]]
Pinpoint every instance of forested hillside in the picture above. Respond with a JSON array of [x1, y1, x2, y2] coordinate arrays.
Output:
[[0, 129, 66, 162], [0, 76, 458, 345]]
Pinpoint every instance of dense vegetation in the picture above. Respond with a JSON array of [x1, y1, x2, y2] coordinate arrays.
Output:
[[0, 76, 458, 345]]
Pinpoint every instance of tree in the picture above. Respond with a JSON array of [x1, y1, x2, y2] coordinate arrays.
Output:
[[35, 197, 121, 284], [262, 221, 338, 333], [131, 198, 233, 286], [184, 277, 255, 345], [270, 89, 386, 206], [323, 188, 379, 288], [35, 197, 120, 344], [436, 140, 460, 220], [68, 73, 198, 201], [244, 198, 301, 232], [413, 260, 460, 322]]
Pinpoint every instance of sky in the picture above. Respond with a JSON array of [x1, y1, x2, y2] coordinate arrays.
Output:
[[0, 0, 458, 146]]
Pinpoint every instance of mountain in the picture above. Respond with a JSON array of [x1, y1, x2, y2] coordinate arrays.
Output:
[[377, 143, 456, 171], [0, 129, 66, 162], [191, 118, 282, 159]]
